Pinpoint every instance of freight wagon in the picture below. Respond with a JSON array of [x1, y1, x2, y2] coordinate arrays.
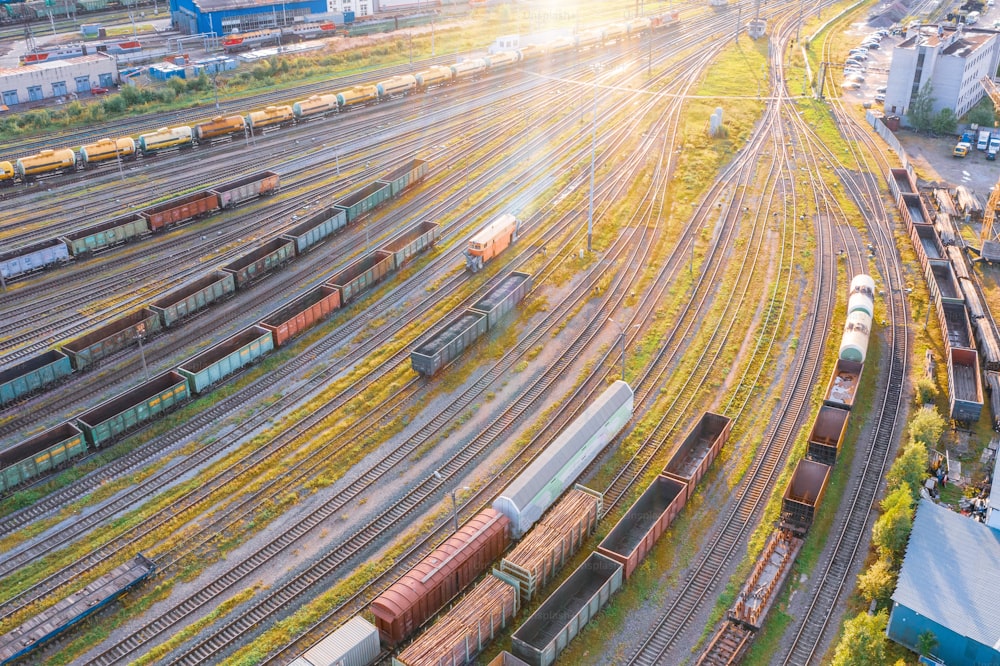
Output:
[[194, 115, 246, 140], [376, 74, 417, 98], [410, 311, 489, 376], [260, 285, 341, 347], [62, 308, 162, 371], [465, 214, 519, 272], [326, 250, 394, 304], [14, 148, 76, 179], [61, 212, 149, 256], [336, 85, 379, 109], [334, 181, 392, 223], [414, 65, 453, 89], [290, 617, 380, 666], [79, 137, 136, 165], [375, 158, 428, 199], [292, 93, 339, 119], [0, 555, 154, 665], [211, 170, 280, 208], [780, 459, 830, 535], [381, 220, 439, 269], [177, 326, 274, 394], [948, 347, 983, 422], [0, 239, 70, 281], [0, 422, 85, 493], [137, 126, 193, 155], [370, 508, 511, 646], [221, 237, 295, 289], [494, 380, 634, 538], [511, 551, 623, 666], [824, 359, 863, 409], [247, 105, 295, 132], [0, 350, 74, 408], [149, 271, 236, 328], [661, 411, 731, 500], [806, 405, 850, 466], [281, 205, 347, 255], [140, 190, 221, 231], [77, 370, 190, 447]]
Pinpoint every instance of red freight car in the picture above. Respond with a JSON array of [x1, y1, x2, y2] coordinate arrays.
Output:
[[260, 284, 341, 347], [370, 508, 511, 646], [140, 190, 221, 232]]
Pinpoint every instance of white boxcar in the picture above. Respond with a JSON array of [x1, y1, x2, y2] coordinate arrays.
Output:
[[494, 380, 634, 538], [290, 616, 380, 666]]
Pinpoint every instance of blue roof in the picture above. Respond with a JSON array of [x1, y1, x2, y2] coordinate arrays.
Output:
[[893, 499, 1000, 651]]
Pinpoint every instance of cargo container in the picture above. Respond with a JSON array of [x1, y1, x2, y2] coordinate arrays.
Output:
[[0, 349, 74, 407], [780, 459, 831, 535], [0, 239, 70, 280], [140, 190, 221, 231], [291, 93, 339, 119], [79, 137, 136, 165], [661, 411, 732, 500], [0, 555, 154, 665], [375, 158, 428, 198], [211, 170, 280, 209], [393, 572, 520, 666], [470, 271, 533, 329], [597, 475, 687, 580], [62, 308, 162, 371], [806, 405, 850, 466], [500, 487, 602, 603], [137, 126, 193, 154], [149, 271, 236, 328], [221, 237, 295, 290], [824, 359, 863, 409], [333, 181, 392, 223], [178, 326, 273, 394], [77, 371, 190, 447], [375, 74, 417, 98], [380, 220, 439, 269], [0, 423, 86, 492], [495, 381, 634, 538], [193, 115, 246, 140], [247, 105, 295, 131], [14, 148, 76, 179], [336, 85, 379, 108], [281, 205, 347, 255], [370, 509, 511, 646], [465, 213, 519, 272], [949, 347, 983, 422], [410, 311, 489, 376], [61, 212, 149, 256], [511, 552, 623, 666], [290, 616, 379, 666], [260, 285, 341, 347], [326, 250, 394, 303]]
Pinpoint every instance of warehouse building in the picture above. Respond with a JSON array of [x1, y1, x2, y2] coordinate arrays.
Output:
[[170, 0, 327, 35], [884, 25, 1000, 121], [0, 53, 117, 107], [886, 499, 1000, 665]]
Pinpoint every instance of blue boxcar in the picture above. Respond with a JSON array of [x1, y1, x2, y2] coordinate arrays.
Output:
[[77, 371, 190, 447], [177, 325, 274, 394], [0, 239, 70, 281], [0, 422, 87, 492], [0, 349, 74, 408], [280, 205, 347, 255]]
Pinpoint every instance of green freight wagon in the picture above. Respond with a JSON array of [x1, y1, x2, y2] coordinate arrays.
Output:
[[77, 371, 190, 447], [177, 326, 273, 394], [0, 423, 86, 492], [326, 250, 394, 303], [379, 221, 440, 270], [62, 308, 162, 371], [0, 349, 73, 407], [60, 213, 149, 256], [410, 311, 489, 376], [280, 205, 347, 255], [375, 158, 428, 198], [470, 271, 533, 330], [149, 271, 236, 328], [220, 238, 294, 290], [333, 181, 392, 223]]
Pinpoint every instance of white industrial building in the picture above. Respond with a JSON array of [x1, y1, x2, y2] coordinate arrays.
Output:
[[884, 25, 1000, 121], [0, 53, 117, 107]]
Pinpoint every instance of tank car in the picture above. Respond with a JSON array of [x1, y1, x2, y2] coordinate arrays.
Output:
[[14, 148, 76, 179], [335, 85, 379, 109], [517, 44, 544, 60], [546, 37, 575, 53], [138, 126, 193, 155], [602, 23, 628, 42], [291, 94, 338, 119], [0, 161, 14, 184], [415, 65, 454, 89], [194, 115, 246, 140], [247, 105, 295, 131], [575, 29, 603, 49], [839, 310, 872, 362], [80, 137, 136, 166], [626, 17, 652, 34], [485, 50, 520, 69], [376, 74, 417, 99], [450, 58, 488, 79]]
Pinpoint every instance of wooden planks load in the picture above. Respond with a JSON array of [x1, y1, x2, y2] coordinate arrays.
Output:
[[394, 573, 519, 666], [500, 486, 602, 604]]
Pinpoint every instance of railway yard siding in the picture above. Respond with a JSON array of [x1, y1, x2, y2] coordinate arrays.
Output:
[[370, 508, 511, 647], [148, 271, 237, 328], [211, 170, 280, 208], [326, 249, 395, 304], [597, 474, 686, 580], [494, 380, 634, 538], [177, 325, 274, 394], [221, 237, 295, 289], [0, 422, 85, 493], [380, 220, 440, 269], [77, 370, 190, 447], [260, 285, 341, 347], [290, 616, 380, 666], [0, 349, 74, 407], [511, 551, 623, 666], [281, 205, 348, 255], [62, 308, 163, 371], [661, 411, 731, 500], [410, 310, 489, 376], [806, 405, 850, 467]]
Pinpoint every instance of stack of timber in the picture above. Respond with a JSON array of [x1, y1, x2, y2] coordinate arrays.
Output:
[[393, 573, 519, 666], [499, 486, 602, 604]]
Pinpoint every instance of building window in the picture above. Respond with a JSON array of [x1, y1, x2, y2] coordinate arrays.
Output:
[[52, 81, 67, 97], [2, 90, 18, 106], [26, 85, 43, 102]]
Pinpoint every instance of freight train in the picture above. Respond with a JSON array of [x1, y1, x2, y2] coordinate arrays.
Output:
[[696, 275, 875, 665], [0, 11, 681, 185], [222, 21, 337, 52], [0, 160, 432, 492], [18, 39, 142, 65]]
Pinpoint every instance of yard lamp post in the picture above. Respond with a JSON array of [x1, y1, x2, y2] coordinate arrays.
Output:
[[137, 332, 150, 382], [608, 318, 639, 381], [434, 470, 470, 533]]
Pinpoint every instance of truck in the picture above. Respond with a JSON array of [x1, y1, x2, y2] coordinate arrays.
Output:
[[954, 142, 972, 158], [988, 136, 1000, 160], [977, 128, 991, 150]]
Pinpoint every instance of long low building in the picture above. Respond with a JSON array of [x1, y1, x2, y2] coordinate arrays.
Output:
[[0, 53, 117, 107]]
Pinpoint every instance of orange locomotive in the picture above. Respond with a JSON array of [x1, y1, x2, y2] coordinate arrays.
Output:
[[465, 213, 519, 272]]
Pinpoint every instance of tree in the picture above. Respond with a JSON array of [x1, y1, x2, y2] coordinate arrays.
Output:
[[831, 610, 889, 666], [932, 108, 958, 134], [914, 375, 937, 405], [966, 100, 995, 127], [908, 406, 945, 449], [917, 630, 940, 658], [886, 440, 928, 500], [857, 556, 898, 608], [873, 486, 915, 563], [908, 81, 937, 132]]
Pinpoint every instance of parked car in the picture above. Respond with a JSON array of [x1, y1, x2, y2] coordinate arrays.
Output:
[[876, 86, 887, 94], [842, 81, 862, 90], [874, 93, 886, 102], [90, 87, 109, 95]]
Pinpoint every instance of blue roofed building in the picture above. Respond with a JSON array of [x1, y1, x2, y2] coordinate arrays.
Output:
[[170, 0, 327, 36], [887, 499, 1000, 665]]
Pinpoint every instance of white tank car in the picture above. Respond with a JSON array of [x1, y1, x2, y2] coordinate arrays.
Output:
[[840, 310, 872, 362]]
